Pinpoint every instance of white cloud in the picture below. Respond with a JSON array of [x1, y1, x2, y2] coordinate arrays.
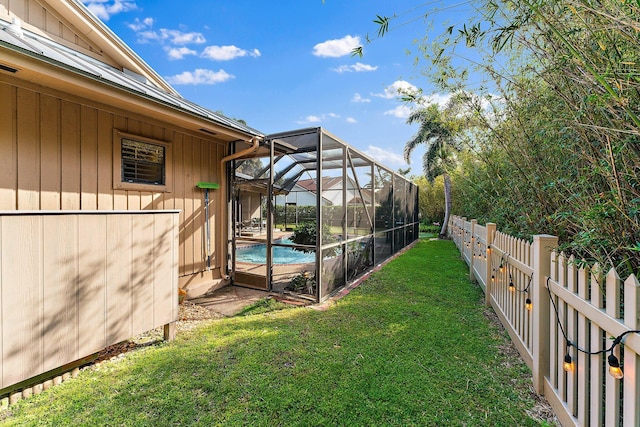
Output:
[[165, 69, 234, 85], [128, 17, 153, 31], [83, 0, 137, 21], [332, 62, 378, 73], [352, 93, 371, 103], [346, 117, 357, 123], [300, 115, 321, 124], [137, 28, 206, 45], [165, 46, 197, 60], [424, 93, 453, 108], [296, 113, 339, 124], [201, 45, 261, 61], [372, 80, 420, 99], [313, 35, 360, 58], [384, 105, 412, 119], [364, 146, 406, 166]]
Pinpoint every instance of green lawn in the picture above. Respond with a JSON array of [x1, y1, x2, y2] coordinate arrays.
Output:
[[1, 239, 551, 426]]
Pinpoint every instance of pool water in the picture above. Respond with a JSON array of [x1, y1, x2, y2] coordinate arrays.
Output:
[[236, 239, 315, 264]]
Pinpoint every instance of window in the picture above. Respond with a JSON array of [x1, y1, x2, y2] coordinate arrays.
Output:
[[122, 139, 165, 184], [113, 130, 172, 192]]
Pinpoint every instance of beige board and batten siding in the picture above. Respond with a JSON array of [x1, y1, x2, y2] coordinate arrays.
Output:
[[0, 78, 229, 294], [0, 210, 178, 390]]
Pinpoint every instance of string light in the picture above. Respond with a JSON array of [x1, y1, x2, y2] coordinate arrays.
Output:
[[563, 353, 574, 372], [506, 269, 533, 312], [490, 251, 532, 311], [608, 354, 623, 379], [459, 233, 636, 382], [547, 277, 640, 379]]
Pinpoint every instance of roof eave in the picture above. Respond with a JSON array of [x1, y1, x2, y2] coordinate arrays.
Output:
[[51, 0, 179, 96], [1, 44, 262, 141]]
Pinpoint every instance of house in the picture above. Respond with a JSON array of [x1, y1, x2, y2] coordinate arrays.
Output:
[[0, 0, 263, 393], [0, 0, 262, 295], [0, 0, 420, 397]]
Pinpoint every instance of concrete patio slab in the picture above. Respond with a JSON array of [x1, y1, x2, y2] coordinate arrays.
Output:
[[189, 286, 269, 317]]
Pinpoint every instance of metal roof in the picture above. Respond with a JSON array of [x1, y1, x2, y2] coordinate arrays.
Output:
[[0, 19, 263, 139]]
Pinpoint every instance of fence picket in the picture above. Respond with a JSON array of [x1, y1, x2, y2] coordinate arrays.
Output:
[[589, 266, 604, 426], [448, 215, 639, 426], [605, 268, 621, 427], [577, 265, 590, 425], [550, 251, 560, 392], [623, 275, 640, 427], [566, 255, 578, 417]]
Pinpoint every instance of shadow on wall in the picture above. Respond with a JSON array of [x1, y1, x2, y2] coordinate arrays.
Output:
[[0, 212, 177, 392]]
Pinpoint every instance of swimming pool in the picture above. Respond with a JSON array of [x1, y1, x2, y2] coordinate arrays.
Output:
[[236, 238, 316, 264]]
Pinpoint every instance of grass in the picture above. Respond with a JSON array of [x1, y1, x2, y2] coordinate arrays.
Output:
[[1, 239, 549, 426], [236, 297, 293, 316]]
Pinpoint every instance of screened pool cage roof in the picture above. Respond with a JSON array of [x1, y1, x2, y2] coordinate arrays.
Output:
[[232, 127, 405, 196]]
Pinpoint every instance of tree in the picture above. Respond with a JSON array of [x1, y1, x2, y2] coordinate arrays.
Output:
[[404, 103, 462, 238], [354, 1, 640, 275], [236, 158, 265, 177], [414, 175, 445, 225], [396, 167, 411, 176]]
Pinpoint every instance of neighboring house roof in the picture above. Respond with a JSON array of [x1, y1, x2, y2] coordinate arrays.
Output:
[[0, 4, 263, 141], [296, 177, 371, 206], [297, 177, 362, 192], [297, 177, 350, 193], [279, 182, 333, 205]]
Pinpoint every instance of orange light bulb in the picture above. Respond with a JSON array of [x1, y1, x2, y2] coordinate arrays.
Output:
[[608, 354, 624, 379], [563, 354, 573, 372]]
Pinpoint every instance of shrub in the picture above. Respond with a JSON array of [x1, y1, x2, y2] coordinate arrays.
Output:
[[290, 221, 336, 253], [286, 271, 316, 294]]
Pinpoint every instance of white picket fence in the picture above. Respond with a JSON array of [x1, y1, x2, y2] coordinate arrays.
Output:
[[449, 215, 640, 427]]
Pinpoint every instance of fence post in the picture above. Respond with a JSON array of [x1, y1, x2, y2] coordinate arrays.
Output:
[[469, 219, 477, 281], [485, 223, 496, 307], [531, 234, 559, 394]]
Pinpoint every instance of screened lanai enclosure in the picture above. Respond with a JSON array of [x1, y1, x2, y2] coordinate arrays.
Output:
[[227, 127, 419, 302]]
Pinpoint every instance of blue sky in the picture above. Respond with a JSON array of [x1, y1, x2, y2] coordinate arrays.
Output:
[[81, 0, 478, 175]]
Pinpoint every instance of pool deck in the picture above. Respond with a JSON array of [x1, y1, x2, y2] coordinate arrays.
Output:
[[235, 230, 293, 247], [191, 237, 421, 316], [232, 229, 316, 295]]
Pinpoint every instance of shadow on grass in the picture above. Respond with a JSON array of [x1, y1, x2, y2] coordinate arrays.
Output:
[[3, 240, 556, 427]]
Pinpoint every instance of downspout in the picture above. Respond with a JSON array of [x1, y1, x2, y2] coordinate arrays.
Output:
[[218, 136, 262, 280]]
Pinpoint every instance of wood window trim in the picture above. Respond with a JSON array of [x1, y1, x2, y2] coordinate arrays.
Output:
[[113, 130, 173, 192]]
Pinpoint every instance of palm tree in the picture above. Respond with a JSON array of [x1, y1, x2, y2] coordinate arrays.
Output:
[[404, 103, 461, 239]]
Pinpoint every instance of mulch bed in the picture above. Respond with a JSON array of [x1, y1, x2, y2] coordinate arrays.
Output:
[[93, 302, 222, 364]]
